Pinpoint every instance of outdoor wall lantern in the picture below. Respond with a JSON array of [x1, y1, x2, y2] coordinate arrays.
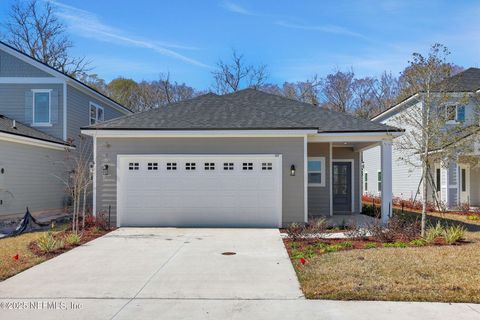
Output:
[[290, 164, 296, 176], [102, 164, 109, 176]]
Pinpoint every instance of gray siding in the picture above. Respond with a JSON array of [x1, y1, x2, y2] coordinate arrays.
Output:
[[307, 143, 330, 215], [0, 83, 64, 139], [95, 137, 305, 226], [0, 140, 67, 216], [0, 49, 52, 77], [67, 85, 125, 143]]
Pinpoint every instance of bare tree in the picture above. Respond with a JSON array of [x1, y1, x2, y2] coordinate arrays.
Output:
[[2, 0, 90, 77], [392, 44, 478, 235], [321, 68, 355, 112], [352, 77, 377, 118], [212, 49, 268, 94]]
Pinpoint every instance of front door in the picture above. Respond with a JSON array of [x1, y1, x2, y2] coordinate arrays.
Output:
[[333, 162, 352, 212], [459, 164, 470, 204]]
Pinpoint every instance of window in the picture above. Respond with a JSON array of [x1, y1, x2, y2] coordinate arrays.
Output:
[[32, 90, 51, 125], [308, 157, 325, 187], [444, 105, 466, 123], [436, 168, 441, 192], [89, 102, 104, 125], [377, 171, 382, 192], [204, 162, 215, 170], [166, 162, 177, 170], [129, 162, 139, 170], [262, 162, 273, 170], [445, 105, 456, 122], [461, 168, 466, 192], [223, 163, 234, 170], [147, 162, 158, 170], [364, 172, 368, 192], [456, 105, 466, 123], [185, 163, 196, 170], [242, 163, 253, 170]]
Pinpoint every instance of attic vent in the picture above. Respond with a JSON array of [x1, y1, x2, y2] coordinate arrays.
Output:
[[12, 120, 16, 129]]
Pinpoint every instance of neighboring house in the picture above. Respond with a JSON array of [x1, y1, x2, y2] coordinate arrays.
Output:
[[0, 41, 132, 219], [82, 89, 402, 227], [363, 67, 480, 209]]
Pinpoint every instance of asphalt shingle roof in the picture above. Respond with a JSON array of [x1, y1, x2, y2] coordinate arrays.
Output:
[[0, 115, 68, 146], [437, 67, 480, 92], [86, 89, 401, 133]]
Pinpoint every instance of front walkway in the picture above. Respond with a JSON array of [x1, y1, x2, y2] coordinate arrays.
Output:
[[0, 228, 478, 320]]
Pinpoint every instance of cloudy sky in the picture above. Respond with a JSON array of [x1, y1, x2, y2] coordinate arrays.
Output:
[[1, 0, 479, 89]]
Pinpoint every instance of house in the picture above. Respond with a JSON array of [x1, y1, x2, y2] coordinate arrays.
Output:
[[0, 41, 132, 219], [82, 89, 402, 227], [363, 67, 480, 209]]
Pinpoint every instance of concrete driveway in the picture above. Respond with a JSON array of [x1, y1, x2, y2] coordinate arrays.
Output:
[[1, 228, 479, 320]]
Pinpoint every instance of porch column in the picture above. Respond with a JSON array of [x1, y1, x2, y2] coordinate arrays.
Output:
[[380, 140, 393, 224]]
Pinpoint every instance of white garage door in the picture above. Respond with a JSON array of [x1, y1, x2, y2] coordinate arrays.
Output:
[[117, 154, 282, 227]]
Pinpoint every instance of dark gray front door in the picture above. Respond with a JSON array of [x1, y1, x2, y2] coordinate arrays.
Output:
[[333, 162, 352, 212]]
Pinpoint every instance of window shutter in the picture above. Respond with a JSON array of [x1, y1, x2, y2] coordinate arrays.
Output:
[[51, 89, 59, 124], [24, 91, 33, 124]]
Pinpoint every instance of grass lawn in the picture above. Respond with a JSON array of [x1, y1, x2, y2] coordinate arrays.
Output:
[[0, 226, 110, 281], [0, 231, 50, 281], [290, 213, 480, 303]]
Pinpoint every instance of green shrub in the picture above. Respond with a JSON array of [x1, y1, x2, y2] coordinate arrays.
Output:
[[409, 239, 427, 246], [383, 241, 407, 248], [424, 222, 444, 243], [444, 225, 466, 244], [291, 246, 317, 259], [36, 232, 63, 253], [339, 241, 353, 248], [364, 243, 377, 249], [65, 232, 82, 246], [323, 244, 342, 253]]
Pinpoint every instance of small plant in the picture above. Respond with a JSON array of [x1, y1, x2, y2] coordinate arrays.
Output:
[[409, 239, 427, 246], [306, 217, 328, 235], [323, 244, 342, 253], [36, 232, 63, 253], [65, 232, 82, 246], [364, 243, 377, 249], [383, 241, 407, 248], [467, 215, 479, 221], [339, 241, 353, 248], [424, 222, 444, 243], [286, 223, 305, 241], [444, 225, 466, 244]]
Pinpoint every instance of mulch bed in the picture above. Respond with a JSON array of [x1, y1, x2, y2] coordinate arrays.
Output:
[[28, 228, 112, 259]]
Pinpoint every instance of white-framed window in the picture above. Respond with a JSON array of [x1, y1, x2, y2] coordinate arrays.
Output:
[[377, 170, 382, 192], [242, 162, 253, 170], [444, 105, 466, 123], [223, 162, 234, 170], [129, 162, 139, 170], [204, 162, 215, 170], [89, 102, 104, 125], [308, 157, 325, 187], [32, 89, 52, 126], [147, 162, 158, 170], [364, 171, 368, 192], [262, 162, 273, 170]]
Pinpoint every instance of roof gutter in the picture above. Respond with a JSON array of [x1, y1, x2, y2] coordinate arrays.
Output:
[[0, 131, 75, 150]]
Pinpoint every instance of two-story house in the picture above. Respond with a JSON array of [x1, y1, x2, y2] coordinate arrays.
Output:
[[363, 67, 480, 209], [0, 41, 131, 219]]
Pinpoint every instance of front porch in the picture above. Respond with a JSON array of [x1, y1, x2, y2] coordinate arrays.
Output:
[[306, 133, 395, 224]]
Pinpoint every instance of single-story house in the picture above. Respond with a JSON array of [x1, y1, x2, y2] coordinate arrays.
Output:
[[82, 89, 402, 227]]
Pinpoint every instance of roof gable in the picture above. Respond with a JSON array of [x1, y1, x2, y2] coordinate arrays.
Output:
[[86, 88, 401, 133], [0, 41, 131, 115]]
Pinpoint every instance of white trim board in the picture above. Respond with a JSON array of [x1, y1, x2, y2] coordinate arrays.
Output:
[[0, 132, 72, 150], [82, 129, 318, 138], [332, 159, 355, 213], [0, 77, 64, 84]]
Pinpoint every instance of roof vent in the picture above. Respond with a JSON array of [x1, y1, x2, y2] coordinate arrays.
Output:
[[12, 120, 16, 129]]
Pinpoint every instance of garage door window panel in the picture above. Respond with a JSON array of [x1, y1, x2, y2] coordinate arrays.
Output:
[[224, 163, 234, 170], [204, 163, 215, 170], [167, 162, 177, 170], [129, 162, 139, 170], [185, 163, 196, 170], [242, 162, 253, 170]]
